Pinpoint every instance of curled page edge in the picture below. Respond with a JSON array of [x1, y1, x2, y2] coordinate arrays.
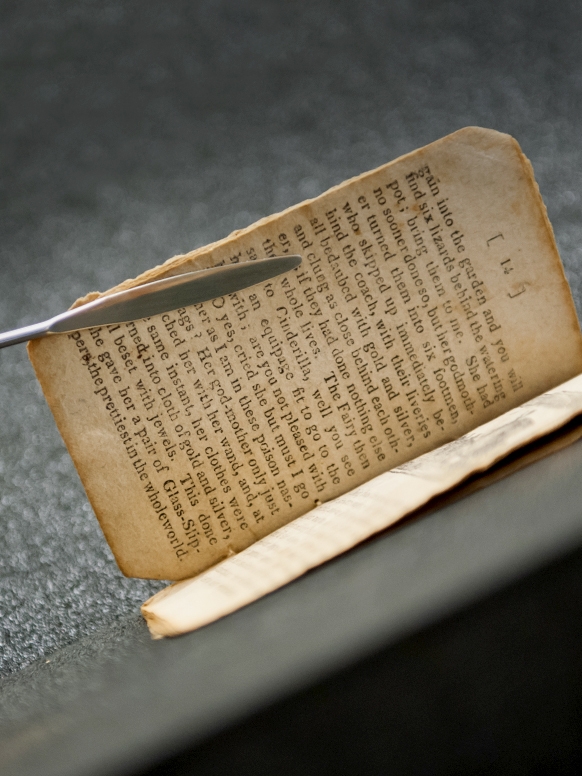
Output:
[[142, 373, 582, 638]]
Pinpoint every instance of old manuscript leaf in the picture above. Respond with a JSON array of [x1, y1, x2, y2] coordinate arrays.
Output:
[[142, 373, 582, 637], [29, 127, 582, 579]]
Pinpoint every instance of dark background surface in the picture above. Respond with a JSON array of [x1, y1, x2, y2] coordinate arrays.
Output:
[[1, 1, 582, 774]]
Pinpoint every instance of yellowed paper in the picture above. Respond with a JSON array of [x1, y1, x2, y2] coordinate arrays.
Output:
[[28, 127, 582, 579], [142, 373, 582, 637]]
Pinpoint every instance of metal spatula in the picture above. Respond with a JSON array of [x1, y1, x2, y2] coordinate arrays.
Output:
[[0, 255, 301, 349]]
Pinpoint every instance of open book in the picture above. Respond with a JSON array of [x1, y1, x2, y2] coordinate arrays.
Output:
[[29, 127, 582, 637]]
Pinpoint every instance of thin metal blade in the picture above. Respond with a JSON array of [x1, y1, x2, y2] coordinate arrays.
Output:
[[49, 255, 301, 333]]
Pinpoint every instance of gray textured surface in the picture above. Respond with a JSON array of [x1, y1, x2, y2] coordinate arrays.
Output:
[[2, 430, 582, 776], [0, 0, 582, 771]]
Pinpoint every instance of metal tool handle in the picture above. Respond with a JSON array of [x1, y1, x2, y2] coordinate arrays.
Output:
[[0, 320, 52, 349]]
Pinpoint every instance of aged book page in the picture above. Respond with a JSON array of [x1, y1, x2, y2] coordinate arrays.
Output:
[[141, 373, 582, 637], [28, 127, 582, 579]]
